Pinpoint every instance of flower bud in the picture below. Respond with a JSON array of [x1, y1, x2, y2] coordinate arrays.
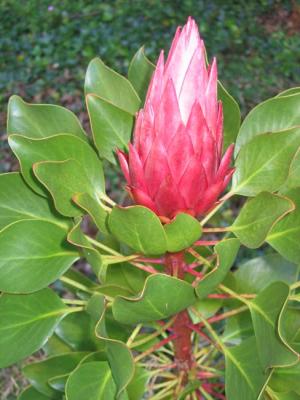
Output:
[[118, 17, 234, 220]]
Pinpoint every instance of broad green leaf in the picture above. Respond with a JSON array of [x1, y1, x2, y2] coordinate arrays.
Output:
[[218, 80, 241, 151], [191, 298, 223, 320], [164, 213, 202, 252], [250, 282, 298, 369], [225, 337, 271, 400], [196, 239, 240, 299], [269, 362, 300, 395], [267, 188, 300, 263], [87, 94, 133, 165], [128, 46, 155, 103], [92, 295, 134, 397], [85, 58, 140, 115], [66, 361, 116, 400], [55, 312, 104, 352], [126, 365, 149, 400], [18, 386, 52, 400], [280, 307, 300, 353], [34, 159, 104, 217], [108, 205, 167, 255], [230, 192, 294, 248], [8, 95, 86, 141], [235, 93, 300, 156], [283, 148, 300, 189], [0, 289, 68, 367], [0, 172, 69, 230], [112, 274, 197, 324], [73, 192, 109, 234], [67, 219, 102, 277], [232, 128, 300, 196], [265, 388, 300, 400], [23, 352, 89, 397], [9, 134, 104, 196], [105, 262, 147, 295], [276, 87, 300, 97], [222, 310, 253, 345], [234, 254, 299, 294], [0, 219, 78, 293], [43, 334, 72, 356]]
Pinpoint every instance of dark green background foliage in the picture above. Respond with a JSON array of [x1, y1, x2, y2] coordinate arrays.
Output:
[[1, 0, 300, 116]]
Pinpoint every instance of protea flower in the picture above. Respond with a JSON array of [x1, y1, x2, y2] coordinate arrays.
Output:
[[117, 17, 234, 221]]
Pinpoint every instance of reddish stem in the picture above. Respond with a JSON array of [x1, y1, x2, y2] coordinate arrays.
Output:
[[165, 252, 195, 384], [194, 240, 220, 246]]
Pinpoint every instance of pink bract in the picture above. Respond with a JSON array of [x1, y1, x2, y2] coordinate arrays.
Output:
[[118, 17, 234, 220]]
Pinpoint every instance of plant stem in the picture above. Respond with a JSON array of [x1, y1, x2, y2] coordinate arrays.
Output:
[[202, 227, 229, 233], [62, 298, 87, 305], [165, 252, 195, 385], [59, 276, 93, 294], [200, 191, 234, 227], [85, 236, 121, 256]]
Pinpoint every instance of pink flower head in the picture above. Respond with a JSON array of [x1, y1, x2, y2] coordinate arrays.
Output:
[[118, 17, 234, 220]]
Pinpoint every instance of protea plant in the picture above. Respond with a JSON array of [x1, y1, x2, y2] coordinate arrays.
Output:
[[1, 12, 299, 400]]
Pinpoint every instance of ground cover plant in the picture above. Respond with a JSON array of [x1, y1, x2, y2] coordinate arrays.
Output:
[[1, 13, 300, 400]]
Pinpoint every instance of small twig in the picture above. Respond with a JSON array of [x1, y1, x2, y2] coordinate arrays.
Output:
[[136, 257, 164, 264], [194, 240, 220, 246], [200, 191, 234, 227], [60, 276, 93, 294], [126, 323, 143, 347], [202, 227, 229, 233], [131, 261, 158, 275], [134, 334, 177, 362], [62, 298, 87, 305]]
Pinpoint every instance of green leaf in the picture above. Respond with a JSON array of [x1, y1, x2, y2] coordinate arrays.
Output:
[[86, 94, 133, 164], [230, 192, 294, 248], [0, 219, 78, 293], [105, 262, 147, 295], [267, 188, 300, 263], [85, 58, 140, 115], [55, 312, 104, 352], [164, 213, 202, 252], [126, 365, 149, 400], [9, 133, 104, 197], [23, 352, 89, 397], [0, 289, 68, 367], [67, 219, 102, 277], [93, 295, 134, 397], [222, 310, 253, 345], [225, 337, 271, 400], [113, 274, 197, 324], [8, 95, 86, 141], [265, 388, 300, 400], [66, 361, 116, 400], [280, 307, 300, 353], [276, 87, 300, 97], [18, 386, 52, 400], [234, 254, 299, 294], [269, 362, 300, 395], [34, 159, 104, 218], [108, 205, 167, 255], [196, 239, 240, 299], [283, 148, 300, 189], [235, 93, 300, 156], [43, 334, 72, 356], [250, 282, 298, 369], [128, 46, 155, 103], [232, 128, 300, 196], [0, 172, 69, 230], [218, 80, 241, 151], [73, 192, 109, 233]]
